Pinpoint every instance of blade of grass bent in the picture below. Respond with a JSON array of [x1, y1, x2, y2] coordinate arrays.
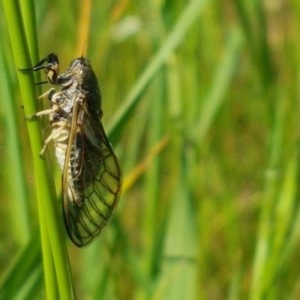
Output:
[[107, 0, 210, 142], [195, 27, 244, 144]]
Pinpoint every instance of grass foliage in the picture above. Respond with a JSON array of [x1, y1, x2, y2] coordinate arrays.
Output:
[[1, 0, 300, 299]]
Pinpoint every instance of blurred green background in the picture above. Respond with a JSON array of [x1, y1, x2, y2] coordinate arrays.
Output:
[[1, 0, 300, 299]]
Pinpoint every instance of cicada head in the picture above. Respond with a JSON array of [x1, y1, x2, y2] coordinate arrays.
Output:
[[19, 53, 60, 85]]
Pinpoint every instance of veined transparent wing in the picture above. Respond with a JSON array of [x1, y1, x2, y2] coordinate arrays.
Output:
[[62, 95, 122, 247]]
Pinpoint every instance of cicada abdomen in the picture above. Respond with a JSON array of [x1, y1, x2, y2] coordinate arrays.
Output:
[[20, 54, 122, 247]]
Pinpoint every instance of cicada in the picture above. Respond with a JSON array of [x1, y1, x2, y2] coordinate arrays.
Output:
[[20, 54, 122, 247]]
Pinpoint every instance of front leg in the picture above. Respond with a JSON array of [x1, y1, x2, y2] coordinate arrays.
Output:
[[26, 107, 58, 120], [26, 88, 57, 120]]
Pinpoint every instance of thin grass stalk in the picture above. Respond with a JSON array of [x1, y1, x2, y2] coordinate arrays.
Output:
[[19, 0, 39, 60], [0, 29, 31, 244], [2, 1, 75, 299], [195, 27, 244, 144], [249, 91, 283, 299], [141, 72, 164, 280], [265, 148, 298, 292]]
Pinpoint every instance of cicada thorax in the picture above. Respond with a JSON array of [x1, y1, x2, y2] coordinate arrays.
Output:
[[20, 54, 122, 247]]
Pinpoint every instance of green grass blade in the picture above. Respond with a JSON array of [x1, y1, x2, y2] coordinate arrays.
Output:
[[0, 21, 31, 245], [2, 1, 75, 299], [0, 230, 42, 298], [249, 93, 285, 299], [158, 184, 198, 300], [195, 27, 244, 143]]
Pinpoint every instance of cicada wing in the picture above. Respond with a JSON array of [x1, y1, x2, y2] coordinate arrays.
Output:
[[62, 105, 121, 247]]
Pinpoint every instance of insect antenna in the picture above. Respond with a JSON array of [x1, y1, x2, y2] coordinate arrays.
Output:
[[80, 41, 87, 58]]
